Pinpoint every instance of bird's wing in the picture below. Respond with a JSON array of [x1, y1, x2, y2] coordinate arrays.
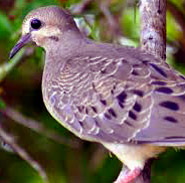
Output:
[[52, 50, 185, 145]]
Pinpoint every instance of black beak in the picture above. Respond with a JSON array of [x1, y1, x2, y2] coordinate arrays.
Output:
[[9, 33, 31, 59]]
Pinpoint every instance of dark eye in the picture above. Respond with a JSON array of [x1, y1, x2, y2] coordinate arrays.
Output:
[[30, 19, 42, 30]]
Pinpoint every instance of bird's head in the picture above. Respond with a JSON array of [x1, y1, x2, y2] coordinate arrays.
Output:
[[9, 6, 79, 59]]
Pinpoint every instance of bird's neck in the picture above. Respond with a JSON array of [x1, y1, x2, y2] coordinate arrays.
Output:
[[43, 29, 88, 82], [45, 29, 86, 55]]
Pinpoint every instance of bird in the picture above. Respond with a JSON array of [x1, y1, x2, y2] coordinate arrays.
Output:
[[9, 6, 185, 183]]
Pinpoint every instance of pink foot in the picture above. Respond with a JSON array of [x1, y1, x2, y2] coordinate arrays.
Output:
[[114, 167, 141, 183]]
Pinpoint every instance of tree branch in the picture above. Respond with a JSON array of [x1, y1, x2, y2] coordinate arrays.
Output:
[[0, 106, 81, 149], [131, 0, 167, 183], [0, 48, 25, 82], [0, 121, 48, 183], [99, 0, 122, 39], [70, 0, 93, 14], [139, 0, 167, 60]]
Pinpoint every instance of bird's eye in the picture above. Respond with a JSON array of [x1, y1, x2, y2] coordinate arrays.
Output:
[[30, 19, 42, 30]]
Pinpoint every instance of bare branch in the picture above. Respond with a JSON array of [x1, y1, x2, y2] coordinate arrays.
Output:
[[134, 0, 167, 183], [70, 0, 93, 14], [99, 0, 122, 39], [0, 106, 81, 149], [0, 122, 48, 183], [139, 0, 167, 60]]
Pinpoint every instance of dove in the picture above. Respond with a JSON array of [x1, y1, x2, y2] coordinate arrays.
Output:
[[9, 6, 185, 183]]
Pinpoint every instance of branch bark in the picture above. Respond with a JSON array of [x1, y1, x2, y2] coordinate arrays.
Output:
[[133, 0, 167, 183], [140, 0, 167, 60]]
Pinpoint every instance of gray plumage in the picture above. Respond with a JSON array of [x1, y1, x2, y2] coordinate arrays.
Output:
[[43, 39, 185, 146], [9, 6, 185, 182]]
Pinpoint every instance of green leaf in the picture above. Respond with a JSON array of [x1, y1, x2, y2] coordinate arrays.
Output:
[[0, 12, 12, 38], [0, 98, 6, 109], [121, 8, 140, 41], [166, 12, 181, 42]]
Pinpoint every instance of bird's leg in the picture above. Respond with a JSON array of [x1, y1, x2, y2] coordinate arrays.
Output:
[[114, 166, 141, 183]]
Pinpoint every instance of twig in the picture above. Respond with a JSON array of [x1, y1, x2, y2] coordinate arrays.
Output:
[[0, 48, 25, 82], [0, 106, 81, 149], [99, 0, 122, 39], [89, 145, 106, 171], [70, 0, 93, 14], [0, 121, 48, 183]]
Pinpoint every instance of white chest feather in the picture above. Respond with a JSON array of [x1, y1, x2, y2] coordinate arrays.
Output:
[[103, 142, 166, 170]]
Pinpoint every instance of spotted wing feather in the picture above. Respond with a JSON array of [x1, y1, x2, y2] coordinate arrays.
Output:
[[46, 51, 185, 145], [61, 55, 155, 143]]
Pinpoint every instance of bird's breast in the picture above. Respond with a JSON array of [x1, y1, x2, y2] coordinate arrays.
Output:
[[42, 61, 93, 123]]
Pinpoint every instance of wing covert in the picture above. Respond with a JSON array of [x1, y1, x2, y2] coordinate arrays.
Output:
[[46, 53, 185, 145]]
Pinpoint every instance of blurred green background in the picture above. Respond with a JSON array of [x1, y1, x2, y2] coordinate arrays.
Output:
[[0, 0, 185, 183]]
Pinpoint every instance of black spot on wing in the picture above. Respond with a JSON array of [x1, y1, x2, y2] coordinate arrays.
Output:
[[94, 119, 100, 127], [77, 106, 86, 113], [108, 108, 117, 118], [85, 108, 89, 114], [101, 70, 106, 74], [91, 106, 97, 113], [117, 91, 127, 108], [100, 99, 107, 106], [125, 120, 134, 127], [164, 116, 178, 123], [129, 111, 137, 120], [132, 70, 139, 76], [160, 101, 179, 111], [150, 63, 167, 78], [180, 75, 185, 80], [133, 102, 142, 112], [118, 102, 124, 108], [155, 87, 173, 94], [151, 81, 167, 85], [117, 91, 127, 103], [133, 64, 140, 67], [132, 90, 144, 97], [104, 113, 112, 120], [79, 121, 84, 127], [164, 136, 185, 139], [142, 60, 148, 65]]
